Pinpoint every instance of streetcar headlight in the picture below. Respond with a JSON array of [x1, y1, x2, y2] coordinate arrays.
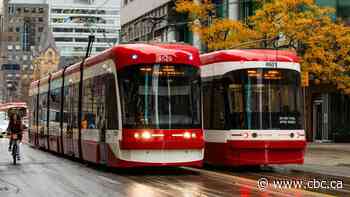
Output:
[[191, 133, 197, 138], [131, 54, 138, 60], [141, 131, 152, 139], [134, 133, 140, 139], [184, 132, 191, 139], [242, 132, 249, 138]]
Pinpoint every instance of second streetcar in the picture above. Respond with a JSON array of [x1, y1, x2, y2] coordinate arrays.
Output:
[[200, 49, 306, 166]]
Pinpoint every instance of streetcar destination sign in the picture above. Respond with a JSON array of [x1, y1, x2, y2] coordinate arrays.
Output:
[[156, 54, 174, 63], [265, 62, 278, 68]]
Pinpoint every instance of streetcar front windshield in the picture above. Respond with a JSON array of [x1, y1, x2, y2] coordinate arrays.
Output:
[[119, 64, 201, 129], [225, 68, 303, 130]]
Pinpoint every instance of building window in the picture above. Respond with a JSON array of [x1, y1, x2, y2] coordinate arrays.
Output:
[[73, 47, 86, 52], [239, 0, 258, 22], [53, 27, 73, 32], [55, 37, 73, 42], [96, 47, 107, 52], [75, 38, 89, 42], [9, 5, 15, 16], [38, 27, 44, 32], [23, 22, 30, 51], [75, 28, 91, 33], [52, 18, 64, 23], [52, 9, 60, 13], [337, 1, 350, 25]]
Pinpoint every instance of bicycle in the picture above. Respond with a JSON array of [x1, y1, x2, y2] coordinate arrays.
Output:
[[10, 133, 20, 165]]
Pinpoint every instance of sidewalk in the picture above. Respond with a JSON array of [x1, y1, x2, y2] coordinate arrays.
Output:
[[279, 143, 350, 178], [307, 142, 350, 153]]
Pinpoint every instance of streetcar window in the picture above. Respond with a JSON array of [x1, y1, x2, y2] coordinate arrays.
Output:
[[204, 69, 303, 130], [82, 73, 118, 130], [105, 74, 119, 130], [39, 93, 48, 122], [30, 95, 38, 127], [49, 87, 62, 123], [202, 82, 212, 129], [65, 82, 80, 129], [119, 64, 201, 129]]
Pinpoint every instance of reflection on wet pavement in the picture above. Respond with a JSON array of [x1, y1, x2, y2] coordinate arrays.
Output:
[[0, 139, 339, 197]]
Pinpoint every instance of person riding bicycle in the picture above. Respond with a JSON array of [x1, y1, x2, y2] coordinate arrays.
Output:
[[7, 113, 23, 160]]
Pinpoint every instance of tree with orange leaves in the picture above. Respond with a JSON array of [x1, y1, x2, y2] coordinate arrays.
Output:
[[176, 0, 350, 94], [251, 0, 350, 93], [176, 0, 260, 51]]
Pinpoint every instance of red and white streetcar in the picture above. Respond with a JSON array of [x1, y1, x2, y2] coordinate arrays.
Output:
[[200, 49, 306, 166], [29, 43, 204, 167]]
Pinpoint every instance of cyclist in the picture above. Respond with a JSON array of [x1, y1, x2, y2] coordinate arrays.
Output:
[[7, 113, 23, 160]]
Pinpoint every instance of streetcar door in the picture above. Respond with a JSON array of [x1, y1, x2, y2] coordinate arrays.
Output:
[[98, 103, 107, 165], [66, 83, 75, 156], [98, 73, 119, 165]]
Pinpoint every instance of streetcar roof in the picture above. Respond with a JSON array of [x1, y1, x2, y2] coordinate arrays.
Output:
[[31, 43, 200, 88], [200, 49, 300, 65]]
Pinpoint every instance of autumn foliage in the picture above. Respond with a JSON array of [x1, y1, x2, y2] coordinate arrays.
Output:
[[176, 0, 260, 50], [176, 0, 350, 94]]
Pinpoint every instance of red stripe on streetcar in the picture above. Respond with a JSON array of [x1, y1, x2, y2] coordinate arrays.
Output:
[[205, 141, 306, 166]]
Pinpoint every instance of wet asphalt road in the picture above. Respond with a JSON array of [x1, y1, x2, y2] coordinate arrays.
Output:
[[0, 139, 342, 197]]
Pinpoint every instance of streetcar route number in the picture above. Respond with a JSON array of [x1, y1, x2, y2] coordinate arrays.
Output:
[[266, 62, 278, 68]]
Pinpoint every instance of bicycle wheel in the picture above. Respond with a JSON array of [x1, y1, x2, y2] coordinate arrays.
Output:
[[12, 143, 17, 165]]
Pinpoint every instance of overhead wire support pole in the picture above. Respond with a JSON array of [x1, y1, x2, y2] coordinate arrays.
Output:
[[229, 36, 280, 49], [77, 35, 95, 161]]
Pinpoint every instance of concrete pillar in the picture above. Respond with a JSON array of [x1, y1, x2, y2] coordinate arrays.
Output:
[[228, 0, 239, 20], [192, 28, 201, 51], [192, 0, 202, 51]]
